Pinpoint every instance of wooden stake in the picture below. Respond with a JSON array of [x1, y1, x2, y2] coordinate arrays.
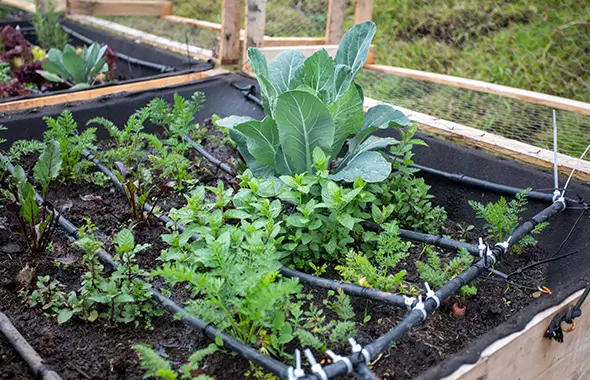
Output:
[[325, 0, 345, 44], [219, 0, 243, 64], [243, 0, 266, 68], [354, 0, 373, 24]]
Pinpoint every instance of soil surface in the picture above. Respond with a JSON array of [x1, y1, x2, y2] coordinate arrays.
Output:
[[0, 121, 549, 380]]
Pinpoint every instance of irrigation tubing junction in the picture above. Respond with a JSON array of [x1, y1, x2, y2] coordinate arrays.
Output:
[[78, 127, 571, 379]]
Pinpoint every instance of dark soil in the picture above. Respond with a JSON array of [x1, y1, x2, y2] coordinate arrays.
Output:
[[0, 126, 550, 380]]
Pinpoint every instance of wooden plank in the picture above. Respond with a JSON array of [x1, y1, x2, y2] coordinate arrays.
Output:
[[262, 36, 326, 46], [218, 0, 242, 64], [258, 44, 376, 64], [161, 15, 223, 32], [162, 16, 326, 46], [66, 14, 213, 61], [325, 0, 345, 44], [441, 288, 590, 380], [364, 97, 590, 181], [243, 0, 266, 68], [354, 0, 373, 24], [68, 0, 172, 16], [364, 64, 590, 116], [0, 69, 226, 113], [0, 0, 36, 13]]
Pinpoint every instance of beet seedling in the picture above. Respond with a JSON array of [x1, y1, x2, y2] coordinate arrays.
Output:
[[6, 141, 62, 254]]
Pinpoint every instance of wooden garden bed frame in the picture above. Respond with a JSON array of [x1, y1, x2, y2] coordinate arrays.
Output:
[[0, 3, 589, 376]]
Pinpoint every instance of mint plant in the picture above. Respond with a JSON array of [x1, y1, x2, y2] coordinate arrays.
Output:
[[469, 189, 548, 252], [6, 141, 61, 254], [217, 22, 410, 183]]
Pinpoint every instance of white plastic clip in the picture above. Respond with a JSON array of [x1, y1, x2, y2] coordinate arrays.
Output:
[[403, 295, 416, 310], [552, 189, 561, 203], [304, 349, 328, 380], [413, 295, 427, 321], [326, 350, 353, 374], [348, 338, 371, 363], [479, 237, 497, 267], [494, 236, 511, 257], [424, 282, 440, 308], [288, 349, 304, 379]]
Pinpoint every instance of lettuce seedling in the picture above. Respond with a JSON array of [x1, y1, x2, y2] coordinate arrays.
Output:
[[217, 22, 410, 183]]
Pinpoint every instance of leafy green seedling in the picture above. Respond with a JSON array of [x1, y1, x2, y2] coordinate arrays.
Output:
[[6, 141, 62, 254]]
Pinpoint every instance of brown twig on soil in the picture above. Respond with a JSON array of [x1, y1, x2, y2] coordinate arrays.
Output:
[[0, 312, 62, 380]]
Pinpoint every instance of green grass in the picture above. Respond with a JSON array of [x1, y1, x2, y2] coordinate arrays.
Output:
[[103, 0, 590, 158]]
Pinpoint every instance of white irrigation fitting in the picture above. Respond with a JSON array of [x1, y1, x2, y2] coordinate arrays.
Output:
[[552, 190, 562, 203], [412, 295, 428, 321], [478, 237, 496, 267], [326, 350, 353, 374], [349, 338, 371, 364], [288, 349, 305, 379], [424, 282, 440, 308], [304, 349, 328, 380], [403, 295, 416, 310]]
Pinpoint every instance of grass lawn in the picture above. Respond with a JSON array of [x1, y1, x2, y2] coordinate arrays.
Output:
[[105, 0, 590, 159]]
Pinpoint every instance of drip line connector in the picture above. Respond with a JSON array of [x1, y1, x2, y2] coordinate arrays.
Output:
[[288, 349, 305, 380], [326, 350, 353, 374], [403, 295, 416, 310], [424, 282, 440, 308], [304, 349, 328, 380], [552, 190, 562, 203], [349, 338, 371, 364], [478, 237, 496, 267], [413, 295, 428, 321]]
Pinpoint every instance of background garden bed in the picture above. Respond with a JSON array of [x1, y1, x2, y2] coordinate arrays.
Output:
[[0, 15, 213, 103], [0, 72, 589, 379]]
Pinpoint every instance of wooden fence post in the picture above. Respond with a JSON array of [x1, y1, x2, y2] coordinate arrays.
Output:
[[325, 0, 345, 44], [219, 0, 243, 64], [354, 0, 373, 24], [243, 0, 266, 67]]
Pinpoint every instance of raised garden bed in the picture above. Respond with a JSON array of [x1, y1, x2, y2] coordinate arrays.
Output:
[[1, 23, 589, 380], [0, 13, 212, 102]]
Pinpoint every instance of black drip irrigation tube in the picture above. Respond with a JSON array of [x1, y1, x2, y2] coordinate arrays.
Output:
[[0, 156, 292, 379], [230, 85, 585, 208], [60, 24, 177, 74], [296, 199, 566, 380], [0, 312, 63, 380]]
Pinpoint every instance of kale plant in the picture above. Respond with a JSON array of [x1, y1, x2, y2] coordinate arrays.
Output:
[[217, 22, 411, 183], [469, 189, 548, 252]]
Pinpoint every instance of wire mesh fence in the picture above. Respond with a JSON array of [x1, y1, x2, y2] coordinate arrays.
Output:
[[97, 0, 589, 159], [357, 70, 590, 160]]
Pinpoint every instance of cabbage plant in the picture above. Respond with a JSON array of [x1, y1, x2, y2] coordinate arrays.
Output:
[[217, 22, 410, 183]]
